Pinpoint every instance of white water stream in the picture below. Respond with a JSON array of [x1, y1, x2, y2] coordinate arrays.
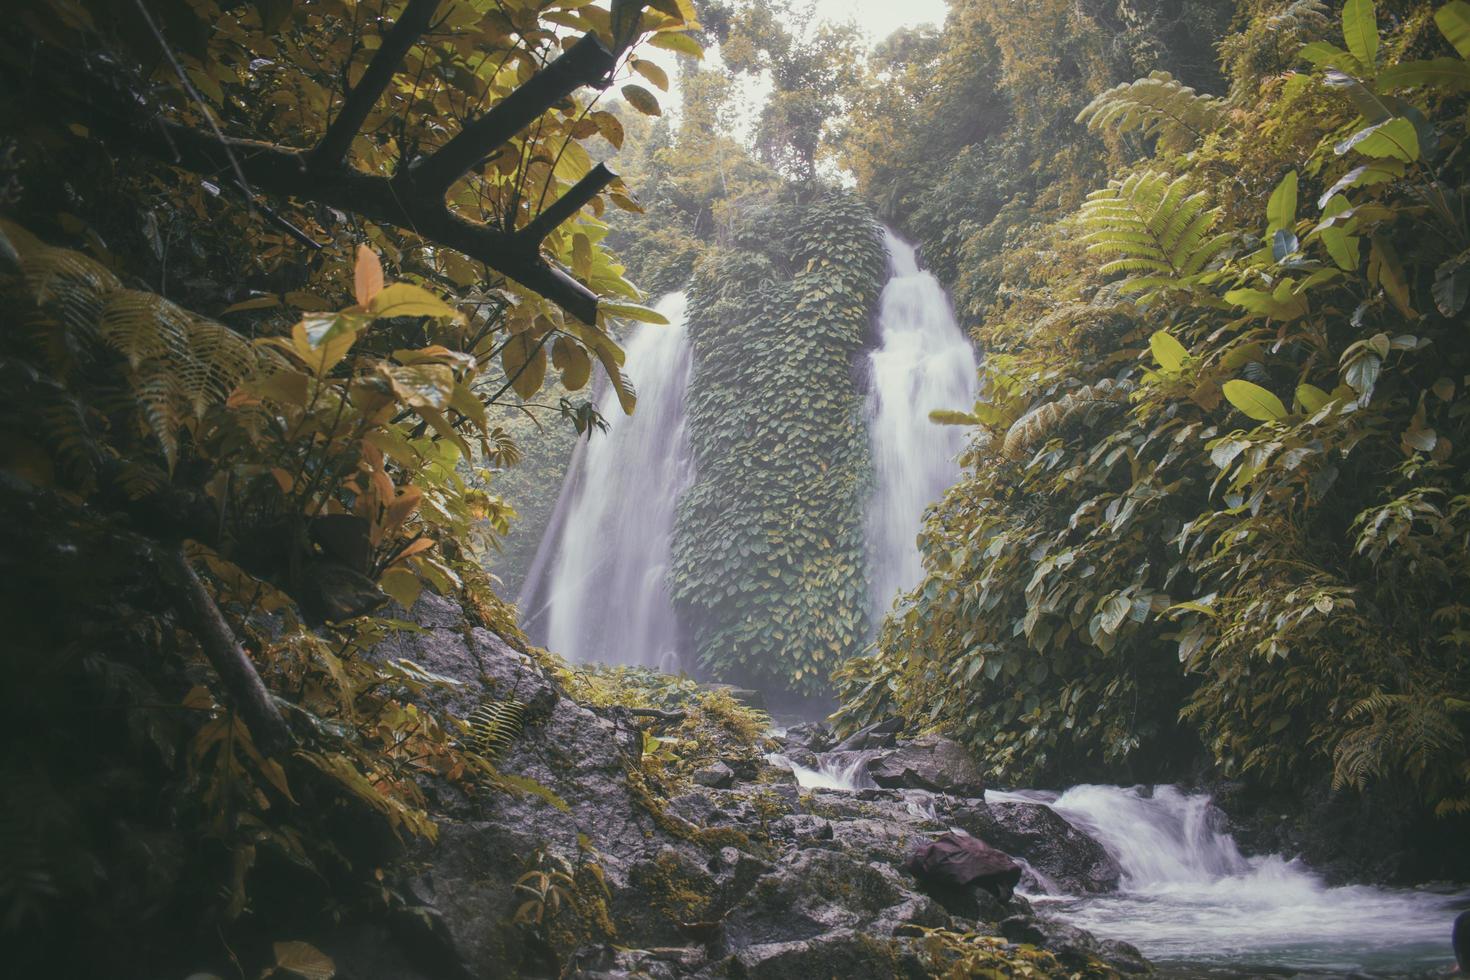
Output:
[[779, 756, 1462, 975], [864, 229, 978, 617], [535, 292, 695, 669]]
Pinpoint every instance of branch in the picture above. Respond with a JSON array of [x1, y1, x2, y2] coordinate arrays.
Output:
[[411, 33, 616, 196], [310, 0, 442, 173], [167, 548, 294, 756], [520, 163, 619, 245], [626, 707, 687, 724]]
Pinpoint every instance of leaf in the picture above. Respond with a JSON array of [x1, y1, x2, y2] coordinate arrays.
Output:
[[1318, 160, 1405, 207], [1334, 118, 1419, 162], [591, 110, 625, 149], [621, 83, 662, 116], [291, 315, 361, 375], [631, 58, 669, 91], [254, 0, 292, 33], [1435, 1, 1470, 59], [647, 31, 703, 57], [1149, 330, 1188, 371], [1317, 194, 1360, 271], [273, 941, 335, 980], [1342, 0, 1378, 68], [600, 301, 669, 324], [552, 336, 591, 390], [1378, 58, 1470, 92], [1433, 255, 1470, 316], [382, 363, 454, 410], [929, 409, 979, 426], [1222, 379, 1288, 421], [1296, 383, 1332, 412], [354, 245, 383, 307], [221, 295, 283, 314], [368, 283, 457, 319], [1266, 170, 1298, 233], [501, 334, 548, 399], [378, 567, 423, 611]]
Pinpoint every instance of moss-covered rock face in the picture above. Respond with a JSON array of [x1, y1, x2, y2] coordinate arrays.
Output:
[[671, 187, 886, 696]]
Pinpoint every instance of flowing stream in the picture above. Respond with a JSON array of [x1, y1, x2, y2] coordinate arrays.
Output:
[[864, 229, 978, 617], [780, 755, 1462, 976], [526, 292, 695, 669], [993, 785, 1464, 976]]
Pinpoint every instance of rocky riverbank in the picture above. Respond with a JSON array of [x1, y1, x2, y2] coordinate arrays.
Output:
[[317, 593, 1149, 979]]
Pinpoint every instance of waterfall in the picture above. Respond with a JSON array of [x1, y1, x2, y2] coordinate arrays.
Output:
[[865, 229, 978, 617], [531, 292, 695, 669], [996, 784, 1465, 973]]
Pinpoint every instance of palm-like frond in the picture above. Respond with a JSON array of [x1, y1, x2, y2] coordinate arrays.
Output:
[[1077, 71, 1229, 151]]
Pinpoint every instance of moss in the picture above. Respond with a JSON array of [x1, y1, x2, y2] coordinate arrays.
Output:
[[630, 850, 714, 924], [624, 769, 758, 853]]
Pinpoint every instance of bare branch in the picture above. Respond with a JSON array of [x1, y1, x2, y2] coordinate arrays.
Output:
[[167, 548, 294, 756], [310, 0, 442, 173], [521, 163, 619, 245], [411, 34, 615, 196]]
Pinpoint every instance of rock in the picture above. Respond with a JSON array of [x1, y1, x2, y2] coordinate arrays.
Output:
[[902, 832, 1022, 897], [828, 716, 905, 753], [721, 931, 920, 979], [694, 761, 736, 788], [781, 721, 833, 753], [1001, 914, 1151, 974], [865, 736, 986, 797], [950, 801, 1121, 894]]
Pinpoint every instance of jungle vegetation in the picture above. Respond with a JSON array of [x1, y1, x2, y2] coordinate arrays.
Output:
[[835, 0, 1470, 830]]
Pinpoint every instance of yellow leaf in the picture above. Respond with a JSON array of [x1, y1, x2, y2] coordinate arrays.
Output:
[[591, 110, 624, 149], [379, 566, 423, 610], [272, 941, 335, 980], [354, 245, 384, 306], [1222, 379, 1288, 421], [631, 58, 669, 91], [368, 282, 457, 319]]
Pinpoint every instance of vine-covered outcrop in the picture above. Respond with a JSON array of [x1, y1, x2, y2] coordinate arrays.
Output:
[[837, 0, 1470, 874], [672, 188, 885, 695]]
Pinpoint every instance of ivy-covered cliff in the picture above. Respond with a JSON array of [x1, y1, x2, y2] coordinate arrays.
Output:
[[672, 188, 885, 696]]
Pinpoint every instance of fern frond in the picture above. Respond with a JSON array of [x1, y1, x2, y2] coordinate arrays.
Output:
[[465, 698, 526, 760], [1078, 171, 1229, 302], [1002, 379, 1134, 459], [1076, 70, 1229, 150], [99, 291, 191, 369]]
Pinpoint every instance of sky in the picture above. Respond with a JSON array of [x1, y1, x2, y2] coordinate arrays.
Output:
[[810, 0, 950, 39]]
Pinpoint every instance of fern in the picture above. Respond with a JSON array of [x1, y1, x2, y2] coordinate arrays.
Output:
[[1265, 0, 1331, 40], [1334, 691, 1467, 793], [3, 226, 258, 471], [1002, 379, 1133, 459], [1076, 71, 1229, 151], [1078, 171, 1234, 302], [465, 698, 526, 760]]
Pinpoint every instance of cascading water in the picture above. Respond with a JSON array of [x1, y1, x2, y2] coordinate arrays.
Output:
[[865, 229, 978, 617], [530, 292, 695, 669], [991, 785, 1465, 975]]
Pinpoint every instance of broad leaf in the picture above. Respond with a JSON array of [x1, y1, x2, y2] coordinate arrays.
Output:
[[1342, 0, 1378, 68], [621, 83, 662, 116], [1222, 379, 1288, 421], [369, 283, 457, 319], [1149, 330, 1189, 371], [1334, 118, 1419, 162], [1436, 1, 1470, 59], [1267, 170, 1297, 233]]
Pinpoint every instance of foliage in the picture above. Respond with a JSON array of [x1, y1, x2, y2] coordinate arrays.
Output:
[[839, 0, 1470, 822], [909, 927, 1121, 979], [670, 187, 885, 694]]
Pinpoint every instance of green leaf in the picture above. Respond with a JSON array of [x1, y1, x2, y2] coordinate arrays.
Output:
[[1435, 1, 1470, 59], [1223, 379, 1288, 421], [1342, 0, 1378, 68], [1334, 117, 1419, 162], [929, 409, 979, 425], [1149, 330, 1189, 371], [1378, 58, 1470, 92], [1316, 194, 1361, 271], [1296, 383, 1332, 412], [621, 83, 662, 116], [1299, 41, 1366, 74], [1318, 160, 1405, 207], [369, 283, 457, 319], [1266, 170, 1298, 233]]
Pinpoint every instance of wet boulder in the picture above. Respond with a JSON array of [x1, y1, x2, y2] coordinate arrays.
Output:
[[829, 716, 905, 753], [950, 801, 1121, 894], [780, 721, 834, 753], [902, 832, 1022, 896], [1001, 914, 1151, 975], [865, 735, 987, 798]]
